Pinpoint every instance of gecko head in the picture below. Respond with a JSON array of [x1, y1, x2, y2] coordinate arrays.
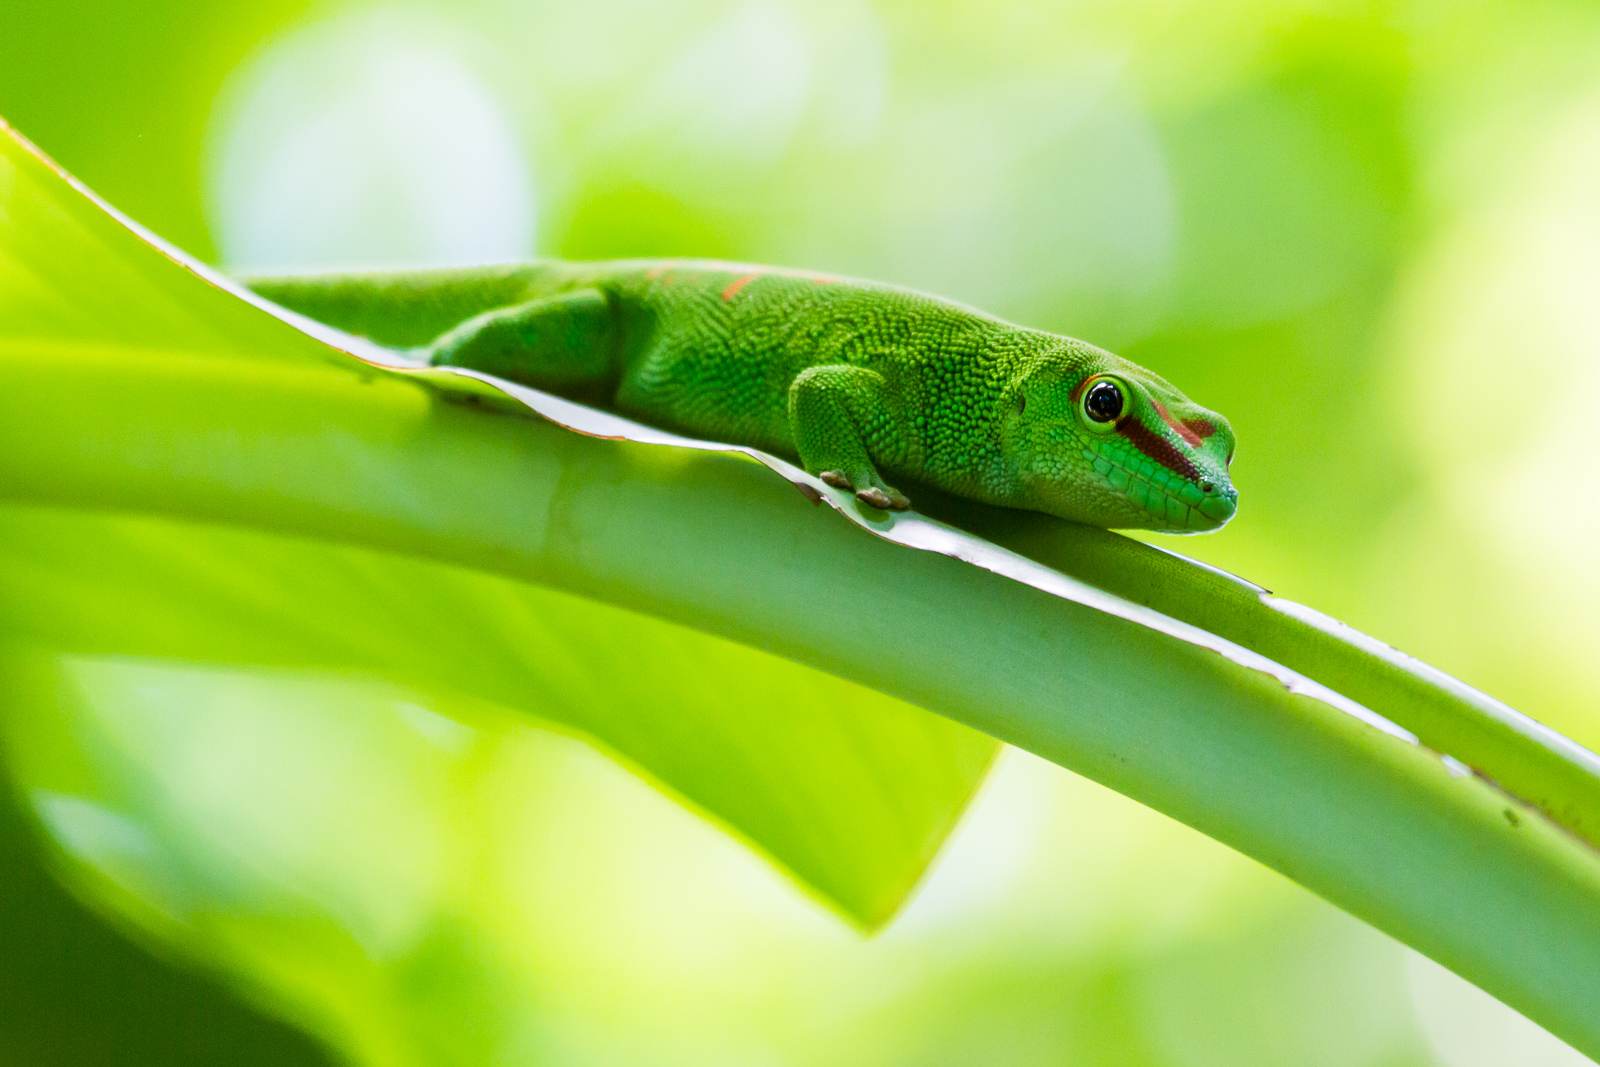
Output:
[[998, 343, 1238, 533]]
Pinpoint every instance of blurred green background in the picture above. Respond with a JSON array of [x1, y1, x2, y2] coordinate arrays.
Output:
[[4, 0, 1600, 1063]]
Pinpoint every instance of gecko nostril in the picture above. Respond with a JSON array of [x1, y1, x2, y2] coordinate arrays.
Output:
[[1200, 480, 1216, 495]]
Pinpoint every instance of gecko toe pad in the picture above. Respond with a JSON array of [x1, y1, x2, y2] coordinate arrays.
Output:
[[856, 487, 910, 511]]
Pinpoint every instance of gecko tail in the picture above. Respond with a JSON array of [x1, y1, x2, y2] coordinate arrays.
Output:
[[236, 261, 573, 348]]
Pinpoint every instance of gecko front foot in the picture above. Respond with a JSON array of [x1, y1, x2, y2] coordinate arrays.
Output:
[[793, 367, 913, 512]]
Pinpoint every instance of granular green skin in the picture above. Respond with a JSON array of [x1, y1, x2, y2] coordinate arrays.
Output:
[[247, 259, 1238, 532]]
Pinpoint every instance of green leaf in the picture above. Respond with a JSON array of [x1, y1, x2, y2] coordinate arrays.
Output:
[[921, 496, 1600, 849], [0, 503, 995, 928], [5, 116, 1600, 1062], [0, 120, 997, 930]]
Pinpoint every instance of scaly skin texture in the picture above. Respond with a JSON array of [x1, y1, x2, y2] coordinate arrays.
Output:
[[245, 259, 1238, 532]]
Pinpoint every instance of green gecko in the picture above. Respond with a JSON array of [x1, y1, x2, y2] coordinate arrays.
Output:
[[244, 259, 1237, 532]]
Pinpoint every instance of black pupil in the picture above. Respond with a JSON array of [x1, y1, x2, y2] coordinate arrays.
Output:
[[1084, 381, 1123, 423]]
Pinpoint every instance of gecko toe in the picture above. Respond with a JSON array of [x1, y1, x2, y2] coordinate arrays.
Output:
[[856, 487, 910, 511], [820, 470, 853, 490]]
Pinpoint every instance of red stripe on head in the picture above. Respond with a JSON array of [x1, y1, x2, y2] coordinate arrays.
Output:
[[1152, 400, 1204, 447], [721, 273, 759, 301], [1116, 418, 1201, 482]]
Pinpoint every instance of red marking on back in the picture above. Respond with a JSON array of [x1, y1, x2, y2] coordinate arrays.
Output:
[[1183, 417, 1216, 440], [811, 275, 839, 285], [1117, 418, 1201, 482], [1152, 400, 1204, 447], [645, 267, 663, 280], [722, 273, 759, 301]]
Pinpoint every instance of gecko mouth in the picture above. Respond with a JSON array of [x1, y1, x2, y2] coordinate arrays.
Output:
[[1085, 449, 1236, 532]]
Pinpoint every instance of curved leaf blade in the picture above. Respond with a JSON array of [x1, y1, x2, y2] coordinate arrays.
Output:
[[921, 501, 1600, 848], [0, 503, 994, 927], [0, 117, 998, 931]]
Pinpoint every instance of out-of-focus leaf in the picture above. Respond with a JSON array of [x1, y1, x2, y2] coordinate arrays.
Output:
[[0, 645, 571, 1066], [0, 709, 334, 1066]]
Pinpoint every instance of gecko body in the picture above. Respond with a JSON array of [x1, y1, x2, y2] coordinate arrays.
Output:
[[246, 259, 1237, 532]]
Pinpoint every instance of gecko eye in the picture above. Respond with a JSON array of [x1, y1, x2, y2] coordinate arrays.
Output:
[[1081, 378, 1124, 427]]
